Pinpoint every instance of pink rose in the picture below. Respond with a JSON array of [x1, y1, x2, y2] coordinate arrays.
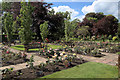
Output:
[[38, 42, 40, 43], [97, 43, 100, 45]]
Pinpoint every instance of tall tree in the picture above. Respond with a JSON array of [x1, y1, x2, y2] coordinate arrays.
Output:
[[17, 2, 33, 46], [93, 15, 118, 35], [71, 18, 80, 38], [2, 2, 52, 39], [64, 11, 71, 42], [3, 13, 13, 46], [78, 12, 119, 36], [40, 21, 49, 42], [47, 11, 71, 40]]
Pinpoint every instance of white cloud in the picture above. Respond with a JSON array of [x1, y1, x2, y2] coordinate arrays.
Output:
[[52, 6, 79, 20], [81, 0, 118, 18], [74, 15, 85, 21], [81, 5, 95, 14], [51, 0, 119, 21]]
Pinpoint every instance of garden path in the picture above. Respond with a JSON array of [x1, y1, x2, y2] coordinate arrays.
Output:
[[0, 45, 118, 71], [77, 52, 118, 66]]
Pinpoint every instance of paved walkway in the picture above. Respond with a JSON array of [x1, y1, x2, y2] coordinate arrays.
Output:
[[0, 45, 118, 71], [77, 52, 118, 66]]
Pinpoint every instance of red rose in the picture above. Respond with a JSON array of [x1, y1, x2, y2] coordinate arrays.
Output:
[[6, 51, 9, 54]]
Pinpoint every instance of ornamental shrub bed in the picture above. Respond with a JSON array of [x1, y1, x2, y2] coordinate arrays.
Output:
[[73, 41, 120, 54], [73, 46, 105, 58], [1, 47, 29, 66], [1, 57, 87, 80]]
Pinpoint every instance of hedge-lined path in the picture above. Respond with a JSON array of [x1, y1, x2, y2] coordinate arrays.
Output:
[[0, 45, 118, 71]]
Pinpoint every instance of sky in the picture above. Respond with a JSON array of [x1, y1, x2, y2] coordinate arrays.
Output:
[[47, 0, 119, 21], [1, 0, 119, 21]]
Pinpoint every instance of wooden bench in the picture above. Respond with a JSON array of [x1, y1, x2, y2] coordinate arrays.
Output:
[[24, 42, 43, 52]]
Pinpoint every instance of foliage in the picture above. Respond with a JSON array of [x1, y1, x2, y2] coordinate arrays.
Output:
[[112, 36, 118, 41], [1, 67, 14, 78], [70, 19, 80, 38], [78, 12, 118, 36], [12, 21, 18, 34], [2, 48, 22, 63], [39, 63, 46, 71], [63, 60, 69, 68], [2, 2, 119, 40], [91, 49, 100, 56], [76, 26, 89, 37], [93, 15, 118, 35], [74, 46, 82, 54], [87, 17, 97, 22], [40, 21, 49, 41], [2, 2, 68, 40], [16, 70, 23, 76], [108, 35, 112, 40], [64, 14, 79, 42], [17, 2, 33, 45], [105, 45, 120, 53], [64, 20, 70, 42], [26, 55, 34, 69], [3, 12, 14, 46], [64, 11, 71, 42]]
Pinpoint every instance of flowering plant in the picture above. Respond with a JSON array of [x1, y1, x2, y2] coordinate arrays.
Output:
[[45, 38, 49, 43], [6, 50, 10, 54], [63, 60, 69, 68]]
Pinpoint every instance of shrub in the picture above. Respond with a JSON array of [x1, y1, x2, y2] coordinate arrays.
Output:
[[91, 49, 100, 56], [117, 52, 120, 55], [40, 21, 49, 42], [74, 46, 82, 54]]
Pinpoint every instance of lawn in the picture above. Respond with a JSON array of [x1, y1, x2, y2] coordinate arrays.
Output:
[[10, 44, 63, 51], [35, 62, 118, 79]]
